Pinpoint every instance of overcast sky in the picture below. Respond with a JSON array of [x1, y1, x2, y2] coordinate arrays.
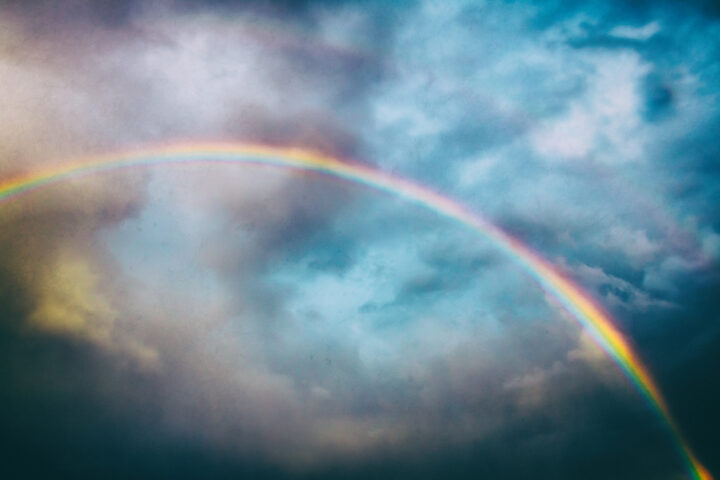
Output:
[[0, 1, 718, 479]]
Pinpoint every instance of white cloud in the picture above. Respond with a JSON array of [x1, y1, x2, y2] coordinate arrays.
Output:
[[600, 225, 661, 265], [573, 262, 676, 311], [530, 51, 650, 164], [531, 105, 596, 158], [609, 21, 661, 41]]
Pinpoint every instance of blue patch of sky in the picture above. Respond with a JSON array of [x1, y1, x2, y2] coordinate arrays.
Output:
[[101, 169, 225, 305]]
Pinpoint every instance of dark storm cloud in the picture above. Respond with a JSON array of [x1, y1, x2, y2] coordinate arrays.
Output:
[[0, 292, 294, 480], [623, 260, 720, 472]]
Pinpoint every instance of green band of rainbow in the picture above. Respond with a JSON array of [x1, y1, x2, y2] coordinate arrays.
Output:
[[0, 142, 711, 480]]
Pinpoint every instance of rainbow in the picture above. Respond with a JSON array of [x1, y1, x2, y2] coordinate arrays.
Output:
[[0, 142, 712, 480]]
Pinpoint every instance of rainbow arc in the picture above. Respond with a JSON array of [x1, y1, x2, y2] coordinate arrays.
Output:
[[0, 142, 711, 480]]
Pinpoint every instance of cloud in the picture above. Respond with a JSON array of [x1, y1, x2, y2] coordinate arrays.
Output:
[[0, 0, 718, 479], [530, 51, 650, 163], [609, 21, 661, 40]]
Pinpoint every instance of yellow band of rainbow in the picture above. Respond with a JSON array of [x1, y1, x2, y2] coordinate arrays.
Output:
[[0, 142, 711, 480]]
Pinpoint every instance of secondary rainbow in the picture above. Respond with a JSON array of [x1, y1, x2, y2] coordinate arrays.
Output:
[[0, 142, 711, 480]]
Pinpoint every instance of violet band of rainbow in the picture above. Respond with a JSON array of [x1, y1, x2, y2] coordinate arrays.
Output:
[[0, 142, 712, 480]]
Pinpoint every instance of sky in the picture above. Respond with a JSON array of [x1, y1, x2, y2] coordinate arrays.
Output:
[[0, 0, 719, 479]]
